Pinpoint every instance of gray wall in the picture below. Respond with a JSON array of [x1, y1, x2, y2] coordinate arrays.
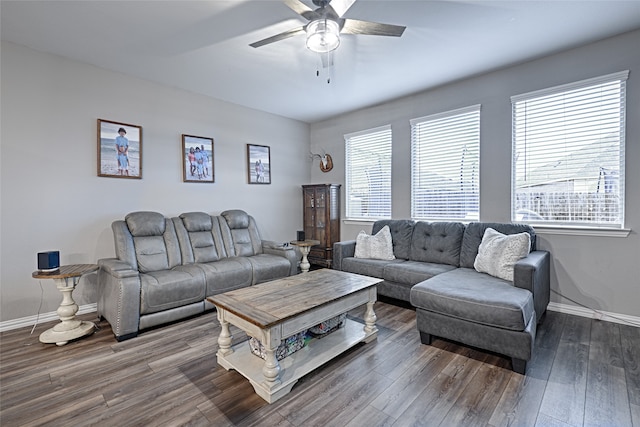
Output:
[[0, 41, 310, 322], [2, 29, 638, 325], [310, 29, 640, 318]]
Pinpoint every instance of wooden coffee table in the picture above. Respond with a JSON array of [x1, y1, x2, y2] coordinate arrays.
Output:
[[207, 269, 381, 403]]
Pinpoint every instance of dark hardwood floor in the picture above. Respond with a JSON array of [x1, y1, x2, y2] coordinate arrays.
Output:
[[1, 301, 639, 426]]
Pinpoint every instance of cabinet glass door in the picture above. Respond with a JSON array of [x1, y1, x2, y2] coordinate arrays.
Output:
[[304, 189, 315, 240]]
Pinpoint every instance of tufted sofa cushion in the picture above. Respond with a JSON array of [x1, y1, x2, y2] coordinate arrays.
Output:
[[409, 222, 465, 266], [372, 220, 415, 260]]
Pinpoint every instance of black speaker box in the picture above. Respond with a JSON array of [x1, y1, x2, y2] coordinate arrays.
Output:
[[38, 251, 60, 271], [297, 231, 305, 241]]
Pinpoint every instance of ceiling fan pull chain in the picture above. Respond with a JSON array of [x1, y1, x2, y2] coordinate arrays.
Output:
[[326, 52, 330, 83], [325, 51, 333, 84], [313, 50, 334, 83]]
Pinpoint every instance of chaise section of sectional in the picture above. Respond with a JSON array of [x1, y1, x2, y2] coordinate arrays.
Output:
[[410, 267, 537, 374]]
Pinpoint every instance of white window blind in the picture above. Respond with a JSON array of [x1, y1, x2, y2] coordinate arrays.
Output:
[[411, 105, 480, 221], [345, 125, 392, 219], [511, 71, 627, 227]]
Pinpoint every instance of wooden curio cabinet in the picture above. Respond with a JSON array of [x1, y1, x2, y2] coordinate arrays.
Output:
[[302, 184, 341, 268]]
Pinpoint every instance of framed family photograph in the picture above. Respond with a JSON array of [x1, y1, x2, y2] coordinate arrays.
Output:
[[97, 119, 142, 179], [183, 135, 214, 183], [247, 144, 271, 184]]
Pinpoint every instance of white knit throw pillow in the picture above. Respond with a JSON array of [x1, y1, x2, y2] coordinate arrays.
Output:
[[474, 227, 531, 282], [354, 225, 395, 260]]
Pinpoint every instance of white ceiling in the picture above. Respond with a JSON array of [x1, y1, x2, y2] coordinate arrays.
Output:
[[2, 0, 640, 123]]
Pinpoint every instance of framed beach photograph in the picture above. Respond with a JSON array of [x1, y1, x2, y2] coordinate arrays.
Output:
[[183, 135, 214, 183], [247, 144, 271, 184], [97, 119, 142, 179]]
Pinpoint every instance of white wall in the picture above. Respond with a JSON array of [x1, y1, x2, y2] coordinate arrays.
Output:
[[0, 41, 311, 322], [310, 29, 640, 319]]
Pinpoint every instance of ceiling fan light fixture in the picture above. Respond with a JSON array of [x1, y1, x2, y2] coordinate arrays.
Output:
[[306, 19, 340, 53]]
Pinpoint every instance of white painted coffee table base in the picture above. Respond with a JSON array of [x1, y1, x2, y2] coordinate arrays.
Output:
[[216, 287, 377, 403]]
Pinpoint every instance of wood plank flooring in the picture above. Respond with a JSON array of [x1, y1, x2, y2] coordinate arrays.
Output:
[[1, 300, 639, 426]]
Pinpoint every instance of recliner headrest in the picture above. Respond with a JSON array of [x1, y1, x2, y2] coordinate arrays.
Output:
[[125, 211, 166, 236], [180, 212, 212, 232], [221, 209, 249, 229]]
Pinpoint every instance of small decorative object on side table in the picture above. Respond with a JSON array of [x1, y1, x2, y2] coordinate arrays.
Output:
[[32, 264, 99, 346], [290, 239, 320, 273]]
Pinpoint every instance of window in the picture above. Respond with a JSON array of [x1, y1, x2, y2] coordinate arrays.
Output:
[[512, 71, 627, 228], [410, 105, 480, 221], [345, 125, 392, 219]]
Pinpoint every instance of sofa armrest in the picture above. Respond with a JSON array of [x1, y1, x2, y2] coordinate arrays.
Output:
[[333, 240, 356, 271], [98, 258, 139, 278], [514, 250, 550, 323], [262, 240, 289, 250], [97, 258, 142, 340], [261, 240, 298, 276]]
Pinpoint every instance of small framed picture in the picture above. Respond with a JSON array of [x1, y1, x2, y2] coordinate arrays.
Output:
[[97, 119, 142, 179], [247, 144, 271, 184], [182, 135, 214, 183]]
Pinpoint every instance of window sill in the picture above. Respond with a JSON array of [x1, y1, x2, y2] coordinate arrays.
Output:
[[343, 219, 377, 226], [527, 225, 630, 238], [345, 219, 631, 238]]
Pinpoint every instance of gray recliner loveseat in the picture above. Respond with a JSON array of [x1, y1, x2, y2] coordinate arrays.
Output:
[[333, 220, 550, 374], [97, 209, 297, 341]]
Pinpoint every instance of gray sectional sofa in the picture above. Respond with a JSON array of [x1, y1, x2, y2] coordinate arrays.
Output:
[[333, 220, 550, 374], [97, 209, 297, 341]]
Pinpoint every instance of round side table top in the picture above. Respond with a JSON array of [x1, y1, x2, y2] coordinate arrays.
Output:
[[32, 264, 98, 279], [290, 239, 320, 247]]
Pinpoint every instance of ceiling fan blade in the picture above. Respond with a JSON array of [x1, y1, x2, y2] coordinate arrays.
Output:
[[249, 26, 306, 48], [327, 0, 356, 18], [341, 19, 406, 37], [283, 0, 322, 21]]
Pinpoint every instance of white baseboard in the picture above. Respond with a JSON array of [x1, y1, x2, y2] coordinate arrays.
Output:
[[0, 303, 97, 333], [2, 301, 638, 333], [547, 302, 640, 327]]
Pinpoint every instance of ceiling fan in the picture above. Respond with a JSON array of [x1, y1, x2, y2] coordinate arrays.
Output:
[[249, 0, 406, 53]]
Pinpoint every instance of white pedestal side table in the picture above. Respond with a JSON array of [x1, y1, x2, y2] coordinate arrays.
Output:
[[290, 239, 320, 273], [32, 264, 98, 346]]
